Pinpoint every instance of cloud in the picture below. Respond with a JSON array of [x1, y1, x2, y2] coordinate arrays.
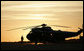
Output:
[[1, 1, 83, 20], [1, 1, 83, 12]]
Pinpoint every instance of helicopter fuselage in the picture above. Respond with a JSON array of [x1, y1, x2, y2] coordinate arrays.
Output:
[[26, 26, 83, 43]]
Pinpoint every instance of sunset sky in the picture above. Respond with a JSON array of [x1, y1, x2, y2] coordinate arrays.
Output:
[[1, 1, 83, 42]]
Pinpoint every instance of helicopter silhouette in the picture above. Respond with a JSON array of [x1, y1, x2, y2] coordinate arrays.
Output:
[[6, 24, 83, 43]]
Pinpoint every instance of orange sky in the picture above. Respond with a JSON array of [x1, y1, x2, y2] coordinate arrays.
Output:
[[1, 1, 83, 42]]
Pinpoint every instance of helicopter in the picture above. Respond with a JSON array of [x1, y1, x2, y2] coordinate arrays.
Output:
[[6, 24, 83, 43]]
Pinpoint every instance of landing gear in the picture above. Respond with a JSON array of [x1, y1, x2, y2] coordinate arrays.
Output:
[[35, 41, 38, 45]]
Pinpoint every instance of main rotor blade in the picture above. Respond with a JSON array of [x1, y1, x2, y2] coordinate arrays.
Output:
[[51, 25, 71, 28], [23, 25, 41, 30], [6, 24, 42, 31], [6, 27, 27, 31]]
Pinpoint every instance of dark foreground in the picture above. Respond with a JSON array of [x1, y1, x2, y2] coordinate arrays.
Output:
[[1, 41, 83, 50]]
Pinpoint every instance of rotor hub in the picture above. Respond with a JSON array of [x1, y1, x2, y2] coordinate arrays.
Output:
[[41, 24, 47, 27]]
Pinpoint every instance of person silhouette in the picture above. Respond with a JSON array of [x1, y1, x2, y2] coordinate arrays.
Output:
[[21, 36, 24, 43]]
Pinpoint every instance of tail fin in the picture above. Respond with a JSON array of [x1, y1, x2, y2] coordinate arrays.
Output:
[[77, 24, 83, 34]]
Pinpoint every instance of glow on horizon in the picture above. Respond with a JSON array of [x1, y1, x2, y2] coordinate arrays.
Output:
[[1, 1, 83, 42]]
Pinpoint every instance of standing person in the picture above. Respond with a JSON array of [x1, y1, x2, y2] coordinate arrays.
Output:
[[21, 36, 24, 43]]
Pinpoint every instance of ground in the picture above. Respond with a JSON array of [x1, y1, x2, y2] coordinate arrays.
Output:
[[1, 40, 83, 50]]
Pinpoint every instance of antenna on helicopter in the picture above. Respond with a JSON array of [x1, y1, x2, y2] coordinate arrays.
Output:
[[42, 16, 45, 24], [42, 16, 47, 25]]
